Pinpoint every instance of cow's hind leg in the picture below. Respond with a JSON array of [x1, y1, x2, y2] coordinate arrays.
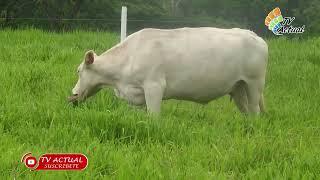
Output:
[[230, 80, 248, 113], [245, 80, 264, 114], [259, 93, 265, 113]]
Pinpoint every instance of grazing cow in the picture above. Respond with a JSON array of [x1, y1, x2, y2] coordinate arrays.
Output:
[[68, 27, 268, 114]]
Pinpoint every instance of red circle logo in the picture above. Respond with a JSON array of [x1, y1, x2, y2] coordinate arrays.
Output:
[[25, 156, 37, 168]]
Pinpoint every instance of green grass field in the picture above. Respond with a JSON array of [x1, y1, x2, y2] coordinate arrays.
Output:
[[0, 29, 319, 179]]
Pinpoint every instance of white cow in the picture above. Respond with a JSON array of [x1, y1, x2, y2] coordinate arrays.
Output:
[[68, 27, 268, 114]]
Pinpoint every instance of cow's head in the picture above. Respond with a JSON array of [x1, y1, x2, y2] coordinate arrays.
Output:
[[68, 50, 103, 104]]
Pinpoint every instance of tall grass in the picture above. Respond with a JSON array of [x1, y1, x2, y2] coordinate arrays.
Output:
[[0, 29, 319, 179]]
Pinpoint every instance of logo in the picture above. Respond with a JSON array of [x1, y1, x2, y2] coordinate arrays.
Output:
[[265, 7, 305, 35], [21, 153, 88, 171]]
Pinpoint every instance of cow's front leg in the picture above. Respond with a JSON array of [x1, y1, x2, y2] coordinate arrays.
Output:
[[143, 82, 164, 114]]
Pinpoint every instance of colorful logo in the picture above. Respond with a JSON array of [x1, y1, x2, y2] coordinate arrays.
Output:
[[265, 7, 305, 35], [265, 7, 283, 35], [21, 152, 88, 171]]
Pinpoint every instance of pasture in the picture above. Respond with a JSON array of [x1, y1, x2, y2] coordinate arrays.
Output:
[[0, 29, 319, 179]]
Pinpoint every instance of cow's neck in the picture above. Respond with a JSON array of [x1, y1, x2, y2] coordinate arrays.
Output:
[[95, 43, 129, 86]]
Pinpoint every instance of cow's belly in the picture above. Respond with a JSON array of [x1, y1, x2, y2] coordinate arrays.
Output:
[[164, 83, 236, 103], [163, 71, 240, 103]]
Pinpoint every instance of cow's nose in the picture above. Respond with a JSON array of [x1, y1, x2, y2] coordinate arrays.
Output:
[[68, 93, 79, 104]]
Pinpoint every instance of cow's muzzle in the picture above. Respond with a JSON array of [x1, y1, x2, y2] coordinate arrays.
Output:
[[68, 94, 79, 104]]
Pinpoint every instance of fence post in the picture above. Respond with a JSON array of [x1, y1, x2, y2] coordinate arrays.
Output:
[[121, 6, 127, 42]]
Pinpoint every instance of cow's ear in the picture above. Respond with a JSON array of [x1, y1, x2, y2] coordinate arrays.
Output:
[[84, 50, 95, 65]]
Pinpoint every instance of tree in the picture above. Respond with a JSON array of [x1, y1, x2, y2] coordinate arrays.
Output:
[[0, 0, 319, 34]]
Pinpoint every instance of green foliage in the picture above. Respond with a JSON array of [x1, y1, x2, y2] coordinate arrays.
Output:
[[0, 0, 319, 35], [292, 0, 320, 36], [0, 29, 320, 179]]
